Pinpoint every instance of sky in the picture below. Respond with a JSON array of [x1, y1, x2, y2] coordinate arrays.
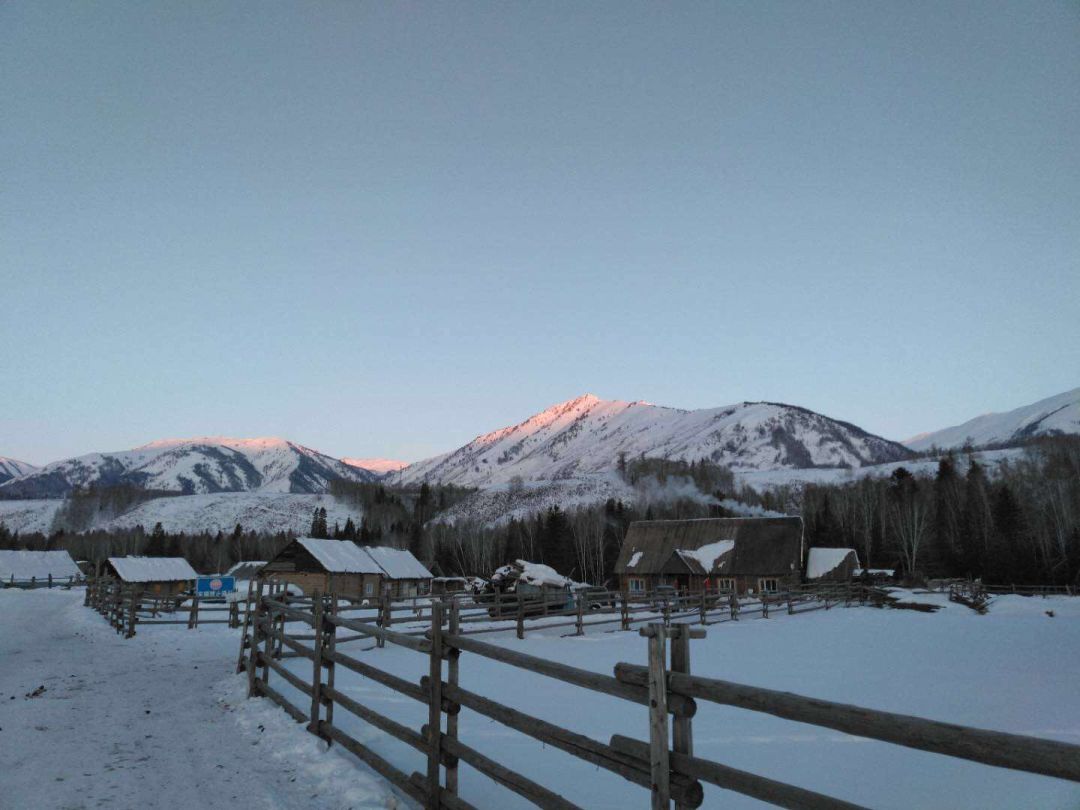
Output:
[[2, 1, 1078, 466]]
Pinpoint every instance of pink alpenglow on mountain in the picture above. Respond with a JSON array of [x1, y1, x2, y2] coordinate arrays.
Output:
[[341, 458, 410, 475]]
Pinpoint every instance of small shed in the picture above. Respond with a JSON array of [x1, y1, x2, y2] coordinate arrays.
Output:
[[261, 538, 384, 598], [0, 549, 82, 587], [104, 556, 198, 596], [806, 547, 861, 581], [613, 517, 805, 596], [431, 576, 469, 596], [363, 546, 433, 597]]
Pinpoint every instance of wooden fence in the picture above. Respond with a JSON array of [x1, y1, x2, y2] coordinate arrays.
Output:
[[86, 576, 250, 637], [240, 588, 1080, 810], [3, 573, 83, 589]]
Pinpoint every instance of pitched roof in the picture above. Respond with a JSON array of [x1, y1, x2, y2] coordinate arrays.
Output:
[[107, 556, 198, 583], [614, 517, 803, 577], [226, 560, 267, 579], [363, 546, 433, 580], [296, 538, 383, 574], [0, 550, 81, 581]]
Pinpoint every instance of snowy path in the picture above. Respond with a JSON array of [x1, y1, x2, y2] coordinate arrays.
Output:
[[0, 589, 396, 810]]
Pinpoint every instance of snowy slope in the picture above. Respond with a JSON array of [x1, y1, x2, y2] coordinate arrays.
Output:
[[398, 394, 912, 487], [0, 456, 39, 485], [907, 387, 1080, 451], [341, 457, 410, 476], [0, 437, 377, 498]]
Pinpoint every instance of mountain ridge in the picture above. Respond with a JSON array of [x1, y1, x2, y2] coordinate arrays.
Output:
[[0, 437, 377, 499], [397, 394, 914, 487], [906, 387, 1080, 451]]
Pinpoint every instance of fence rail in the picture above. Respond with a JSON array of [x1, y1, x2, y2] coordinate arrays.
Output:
[[239, 588, 1080, 809], [3, 573, 84, 589]]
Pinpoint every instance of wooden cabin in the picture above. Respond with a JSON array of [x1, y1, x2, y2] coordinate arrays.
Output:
[[613, 517, 805, 596], [104, 556, 198, 596], [226, 560, 267, 581], [261, 538, 433, 599], [430, 576, 469, 596], [806, 547, 861, 582], [363, 546, 433, 597], [261, 538, 384, 598], [0, 550, 82, 587]]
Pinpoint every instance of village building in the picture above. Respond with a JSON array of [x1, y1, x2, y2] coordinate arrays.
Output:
[[806, 547, 861, 582], [363, 545, 434, 597], [613, 517, 806, 596], [0, 549, 82, 587], [260, 538, 432, 598], [104, 556, 198, 596], [226, 560, 267, 581]]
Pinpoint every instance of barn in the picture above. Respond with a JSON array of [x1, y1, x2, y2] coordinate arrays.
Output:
[[613, 516, 805, 596], [104, 556, 198, 596], [806, 547, 861, 581], [260, 538, 432, 599], [0, 549, 82, 587]]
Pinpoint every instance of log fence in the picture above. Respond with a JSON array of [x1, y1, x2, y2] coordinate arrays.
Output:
[[3, 573, 83, 589], [240, 591, 1080, 809]]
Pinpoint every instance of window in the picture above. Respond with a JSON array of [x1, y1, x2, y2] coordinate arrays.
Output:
[[759, 578, 779, 593], [717, 578, 735, 592], [628, 578, 646, 593], [364, 581, 374, 597]]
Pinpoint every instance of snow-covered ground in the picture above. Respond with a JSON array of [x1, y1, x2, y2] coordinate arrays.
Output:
[[4, 589, 1079, 809], [0, 589, 394, 809]]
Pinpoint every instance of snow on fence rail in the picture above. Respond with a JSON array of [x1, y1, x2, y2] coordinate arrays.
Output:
[[86, 577, 249, 637], [240, 587, 1080, 810]]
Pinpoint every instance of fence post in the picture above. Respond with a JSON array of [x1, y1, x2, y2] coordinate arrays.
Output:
[[426, 600, 445, 809], [575, 592, 585, 636], [670, 624, 700, 810], [377, 588, 388, 649], [642, 623, 670, 810], [699, 591, 707, 625], [246, 584, 267, 697], [188, 594, 200, 629], [729, 592, 738, 621], [237, 579, 260, 675], [126, 590, 138, 638], [325, 594, 337, 744], [48, 573, 53, 589], [516, 596, 525, 640], [762, 593, 769, 619], [308, 592, 326, 738], [621, 592, 630, 631], [662, 596, 671, 628], [446, 599, 460, 797]]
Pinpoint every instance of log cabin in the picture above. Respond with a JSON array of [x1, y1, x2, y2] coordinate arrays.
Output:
[[260, 538, 432, 599], [613, 517, 805, 596], [104, 556, 198, 597]]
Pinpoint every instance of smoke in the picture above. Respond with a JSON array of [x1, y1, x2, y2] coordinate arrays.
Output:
[[633, 474, 718, 507]]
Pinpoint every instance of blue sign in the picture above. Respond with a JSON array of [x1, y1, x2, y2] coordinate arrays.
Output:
[[196, 575, 236, 597]]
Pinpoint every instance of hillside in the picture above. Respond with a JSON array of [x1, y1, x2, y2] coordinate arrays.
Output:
[[907, 387, 1080, 451], [397, 394, 912, 487], [0, 437, 377, 499], [0, 457, 38, 485], [341, 457, 410, 476]]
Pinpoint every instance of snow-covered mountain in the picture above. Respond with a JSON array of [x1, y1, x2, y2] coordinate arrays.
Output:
[[0, 457, 38, 485], [0, 437, 377, 499], [906, 387, 1080, 451], [342, 457, 410, 476], [397, 394, 912, 487]]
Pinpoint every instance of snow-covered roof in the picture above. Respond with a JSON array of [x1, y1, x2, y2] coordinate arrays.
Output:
[[806, 548, 860, 580], [108, 556, 198, 583], [363, 546, 433, 580], [0, 550, 81, 581], [677, 540, 735, 573], [627, 551, 644, 568], [226, 560, 267, 577], [296, 538, 383, 574]]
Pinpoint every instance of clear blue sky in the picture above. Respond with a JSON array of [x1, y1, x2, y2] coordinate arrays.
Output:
[[3, 2, 1078, 466]]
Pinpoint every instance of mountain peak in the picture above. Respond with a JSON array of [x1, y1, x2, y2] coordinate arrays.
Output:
[[136, 436, 292, 451]]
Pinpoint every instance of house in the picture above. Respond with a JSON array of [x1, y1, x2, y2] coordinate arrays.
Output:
[[362, 546, 433, 597], [104, 556, 198, 596], [806, 547, 861, 582], [613, 517, 805, 596], [430, 576, 470, 596], [260, 538, 432, 599], [0, 549, 82, 587]]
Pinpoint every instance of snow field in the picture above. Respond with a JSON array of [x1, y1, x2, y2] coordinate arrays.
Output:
[[265, 592, 1080, 809]]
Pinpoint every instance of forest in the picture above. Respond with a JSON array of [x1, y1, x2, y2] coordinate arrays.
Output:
[[2, 437, 1077, 588]]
